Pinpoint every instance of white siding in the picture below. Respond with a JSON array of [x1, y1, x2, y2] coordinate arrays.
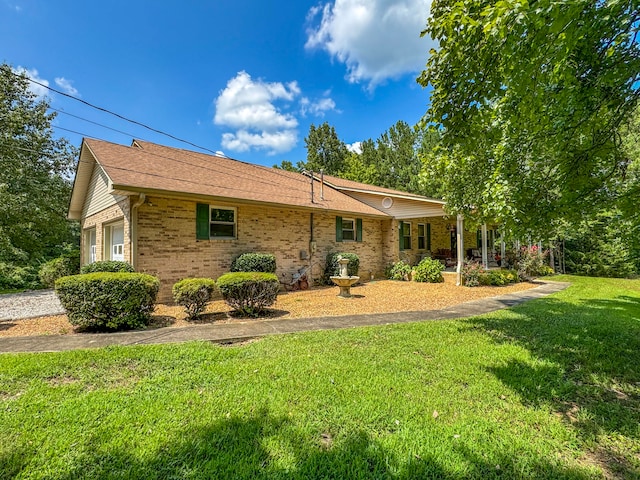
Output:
[[344, 192, 445, 219], [81, 163, 126, 218]]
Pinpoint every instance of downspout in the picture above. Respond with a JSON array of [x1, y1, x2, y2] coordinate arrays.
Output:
[[130, 193, 146, 270]]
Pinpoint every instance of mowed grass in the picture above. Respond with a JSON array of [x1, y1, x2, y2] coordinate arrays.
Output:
[[1, 276, 639, 479]]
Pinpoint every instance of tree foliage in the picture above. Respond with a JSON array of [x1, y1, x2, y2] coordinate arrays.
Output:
[[419, 0, 640, 239], [304, 122, 348, 175], [0, 63, 78, 265]]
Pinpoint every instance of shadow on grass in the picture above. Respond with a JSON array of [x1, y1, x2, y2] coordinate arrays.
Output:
[[465, 293, 640, 478], [21, 409, 596, 480]]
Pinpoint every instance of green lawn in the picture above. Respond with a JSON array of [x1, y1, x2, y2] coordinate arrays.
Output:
[[1, 276, 639, 479]]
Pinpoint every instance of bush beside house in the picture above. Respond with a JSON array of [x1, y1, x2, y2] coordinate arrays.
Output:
[[413, 258, 445, 283], [386, 260, 412, 281], [323, 252, 360, 284], [55, 272, 160, 330], [230, 253, 277, 273], [80, 261, 135, 274], [216, 272, 280, 316], [172, 278, 216, 320]]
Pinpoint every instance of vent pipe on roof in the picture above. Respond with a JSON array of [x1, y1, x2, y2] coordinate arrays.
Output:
[[310, 170, 314, 203]]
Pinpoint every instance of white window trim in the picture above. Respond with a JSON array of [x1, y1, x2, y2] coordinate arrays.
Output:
[[210, 205, 237, 239], [342, 217, 356, 242], [104, 221, 125, 262]]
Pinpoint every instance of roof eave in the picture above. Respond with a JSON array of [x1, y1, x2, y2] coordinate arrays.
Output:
[[110, 184, 391, 219]]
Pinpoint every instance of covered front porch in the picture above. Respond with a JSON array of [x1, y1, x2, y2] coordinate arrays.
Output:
[[391, 214, 506, 285]]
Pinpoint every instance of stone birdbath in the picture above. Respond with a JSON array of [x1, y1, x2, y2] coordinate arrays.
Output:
[[330, 257, 360, 298]]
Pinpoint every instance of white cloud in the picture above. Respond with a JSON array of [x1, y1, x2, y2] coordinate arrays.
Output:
[[54, 77, 79, 96], [300, 96, 337, 117], [221, 130, 298, 155], [214, 71, 301, 154], [306, 0, 433, 88], [346, 141, 362, 154], [14, 67, 49, 98]]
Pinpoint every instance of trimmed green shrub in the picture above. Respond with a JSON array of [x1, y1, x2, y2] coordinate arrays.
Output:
[[39, 251, 80, 288], [413, 257, 445, 283], [80, 260, 135, 274], [172, 278, 216, 320], [55, 272, 160, 330], [231, 253, 277, 273], [323, 252, 360, 284], [386, 260, 412, 281], [216, 272, 280, 316]]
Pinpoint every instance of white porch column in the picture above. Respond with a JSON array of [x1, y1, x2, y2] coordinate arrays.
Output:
[[501, 240, 506, 266], [481, 224, 489, 270], [456, 214, 464, 286]]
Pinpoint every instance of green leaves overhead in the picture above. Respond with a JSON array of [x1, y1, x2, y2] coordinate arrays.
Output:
[[419, 0, 640, 238]]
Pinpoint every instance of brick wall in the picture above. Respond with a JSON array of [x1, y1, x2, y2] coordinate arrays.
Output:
[[80, 198, 131, 265], [135, 197, 388, 302]]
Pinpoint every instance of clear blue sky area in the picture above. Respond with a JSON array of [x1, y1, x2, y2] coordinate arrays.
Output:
[[2, 0, 435, 166]]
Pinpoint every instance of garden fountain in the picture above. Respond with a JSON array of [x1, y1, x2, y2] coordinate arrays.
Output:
[[330, 257, 360, 298]]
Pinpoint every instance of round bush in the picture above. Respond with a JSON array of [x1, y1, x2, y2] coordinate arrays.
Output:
[[39, 251, 80, 288], [172, 278, 216, 320], [412, 257, 444, 283], [81, 261, 135, 274], [386, 260, 412, 281], [231, 253, 277, 273], [323, 252, 360, 284], [216, 272, 280, 316], [55, 272, 160, 330]]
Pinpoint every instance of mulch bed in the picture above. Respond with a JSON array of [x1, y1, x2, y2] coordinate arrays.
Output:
[[0, 275, 539, 338]]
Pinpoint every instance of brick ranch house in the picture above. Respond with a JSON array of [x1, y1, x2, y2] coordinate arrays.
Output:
[[68, 138, 486, 302]]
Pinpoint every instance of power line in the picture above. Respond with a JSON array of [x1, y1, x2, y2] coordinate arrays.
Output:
[[49, 106, 135, 139], [15, 70, 219, 155]]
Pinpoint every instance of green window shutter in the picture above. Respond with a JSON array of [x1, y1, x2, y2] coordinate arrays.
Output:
[[196, 203, 210, 240], [427, 223, 431, 251], [356, 218, 363, 242], [399, 221, 404, 250], [336, 216, 343, 242], [477, 229, 482, 248]]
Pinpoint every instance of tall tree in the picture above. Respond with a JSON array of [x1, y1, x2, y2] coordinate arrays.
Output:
[[304, 122, 348, 175], [0, 64, 78, 264], [418, 0, 640, 239]]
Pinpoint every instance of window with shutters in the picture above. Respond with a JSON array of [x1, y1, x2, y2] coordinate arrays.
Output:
[[418, 224, 426, 250], [196, 204, 237, 240], [335, 216, 363, 242]]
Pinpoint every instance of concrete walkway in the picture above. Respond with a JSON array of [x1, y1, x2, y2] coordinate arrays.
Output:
[[0, 281, 569, 354]]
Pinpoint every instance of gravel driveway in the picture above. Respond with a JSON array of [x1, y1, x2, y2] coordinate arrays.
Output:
[[0, 290, 65, 320]]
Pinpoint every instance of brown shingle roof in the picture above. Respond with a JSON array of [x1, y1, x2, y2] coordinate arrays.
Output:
[[321, 173, 445, 203], [81, 139, 389, 217]]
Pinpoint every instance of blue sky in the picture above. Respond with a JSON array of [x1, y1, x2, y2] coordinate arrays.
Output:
[[2, 0, 435, 167]]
